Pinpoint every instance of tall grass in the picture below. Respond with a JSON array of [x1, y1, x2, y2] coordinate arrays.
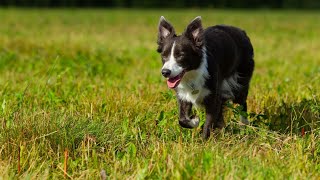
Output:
[[0, 9, 319, 179]]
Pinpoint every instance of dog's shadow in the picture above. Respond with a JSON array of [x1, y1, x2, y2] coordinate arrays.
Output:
[[225, 98, 320, 136]]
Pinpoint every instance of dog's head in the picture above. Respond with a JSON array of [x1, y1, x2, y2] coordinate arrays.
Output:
[[157, 16, 204, 89]]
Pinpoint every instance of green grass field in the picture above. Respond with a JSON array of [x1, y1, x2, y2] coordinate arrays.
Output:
[[0, 8, 319, 179]]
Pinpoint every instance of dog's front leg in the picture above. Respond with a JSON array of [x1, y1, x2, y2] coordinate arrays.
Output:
[[202, 96, 221, 139], [178, 99, 199, 128]]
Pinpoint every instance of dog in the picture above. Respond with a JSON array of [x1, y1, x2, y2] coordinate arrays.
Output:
[[157, 16, 255, 139]]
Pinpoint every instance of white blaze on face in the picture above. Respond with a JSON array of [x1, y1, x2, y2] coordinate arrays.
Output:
[[162, 41, 184, 78]]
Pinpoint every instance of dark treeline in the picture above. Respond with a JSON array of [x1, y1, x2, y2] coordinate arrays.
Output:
[[0, 0, 319, 9]]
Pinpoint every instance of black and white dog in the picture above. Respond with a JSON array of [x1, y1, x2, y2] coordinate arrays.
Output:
[[157, 16, 254, 139]]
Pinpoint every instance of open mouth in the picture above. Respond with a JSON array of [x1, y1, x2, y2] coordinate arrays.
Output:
[[167, 71, 185, 89]]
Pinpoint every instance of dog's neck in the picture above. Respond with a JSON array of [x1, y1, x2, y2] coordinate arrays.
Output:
[[179, 47, 209, 93]]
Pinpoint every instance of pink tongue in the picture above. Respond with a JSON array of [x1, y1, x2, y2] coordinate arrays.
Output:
[[167, 76, 181, 89]]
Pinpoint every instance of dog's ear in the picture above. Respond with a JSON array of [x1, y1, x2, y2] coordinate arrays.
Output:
[[158, 16, 175, 40], [157, 16, 175, 52], [184, 16, 203, 47]]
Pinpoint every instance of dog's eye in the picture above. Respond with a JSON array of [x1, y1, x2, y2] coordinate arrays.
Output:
[[176, 53, 184, 58], [162, 56, 169, 61]]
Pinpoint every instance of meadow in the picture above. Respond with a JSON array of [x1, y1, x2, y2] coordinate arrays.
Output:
[[0, 8, 319, 179]]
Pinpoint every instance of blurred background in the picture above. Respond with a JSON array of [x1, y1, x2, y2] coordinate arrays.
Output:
[[0, 0, 320, 9]]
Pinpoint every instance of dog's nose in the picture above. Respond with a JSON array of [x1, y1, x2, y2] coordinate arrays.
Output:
[[161, 69, 171, 78]]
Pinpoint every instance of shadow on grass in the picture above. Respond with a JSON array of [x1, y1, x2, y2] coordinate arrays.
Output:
[[226, 98, 320, 136], [260, 98, 319, 135]]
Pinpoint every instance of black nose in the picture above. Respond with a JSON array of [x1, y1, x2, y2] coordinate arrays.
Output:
[[161, 69, 171, 78]]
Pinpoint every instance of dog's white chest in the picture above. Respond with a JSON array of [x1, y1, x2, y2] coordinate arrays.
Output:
[[177, 84, 210, 107], [176, 49, 210, 107]]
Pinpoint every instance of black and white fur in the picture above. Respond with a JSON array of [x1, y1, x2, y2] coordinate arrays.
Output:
[[157, 16, 255, 139]]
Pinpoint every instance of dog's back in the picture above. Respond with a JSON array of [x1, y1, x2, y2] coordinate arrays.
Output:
[[204, 25, 254, 81]]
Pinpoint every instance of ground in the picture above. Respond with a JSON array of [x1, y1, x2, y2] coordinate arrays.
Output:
[[0, 9, 319, 179]]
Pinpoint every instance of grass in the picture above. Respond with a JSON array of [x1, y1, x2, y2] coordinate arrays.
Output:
[[0, 8, 319, 179]]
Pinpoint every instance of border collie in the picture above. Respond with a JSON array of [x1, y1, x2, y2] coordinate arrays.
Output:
[[157, 16, 254, 139]]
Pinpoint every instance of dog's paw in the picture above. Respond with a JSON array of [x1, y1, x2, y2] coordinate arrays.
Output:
[[240, 115, 249, 125], [179, 116, 200, 129], [190, 116, 200, 127]]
